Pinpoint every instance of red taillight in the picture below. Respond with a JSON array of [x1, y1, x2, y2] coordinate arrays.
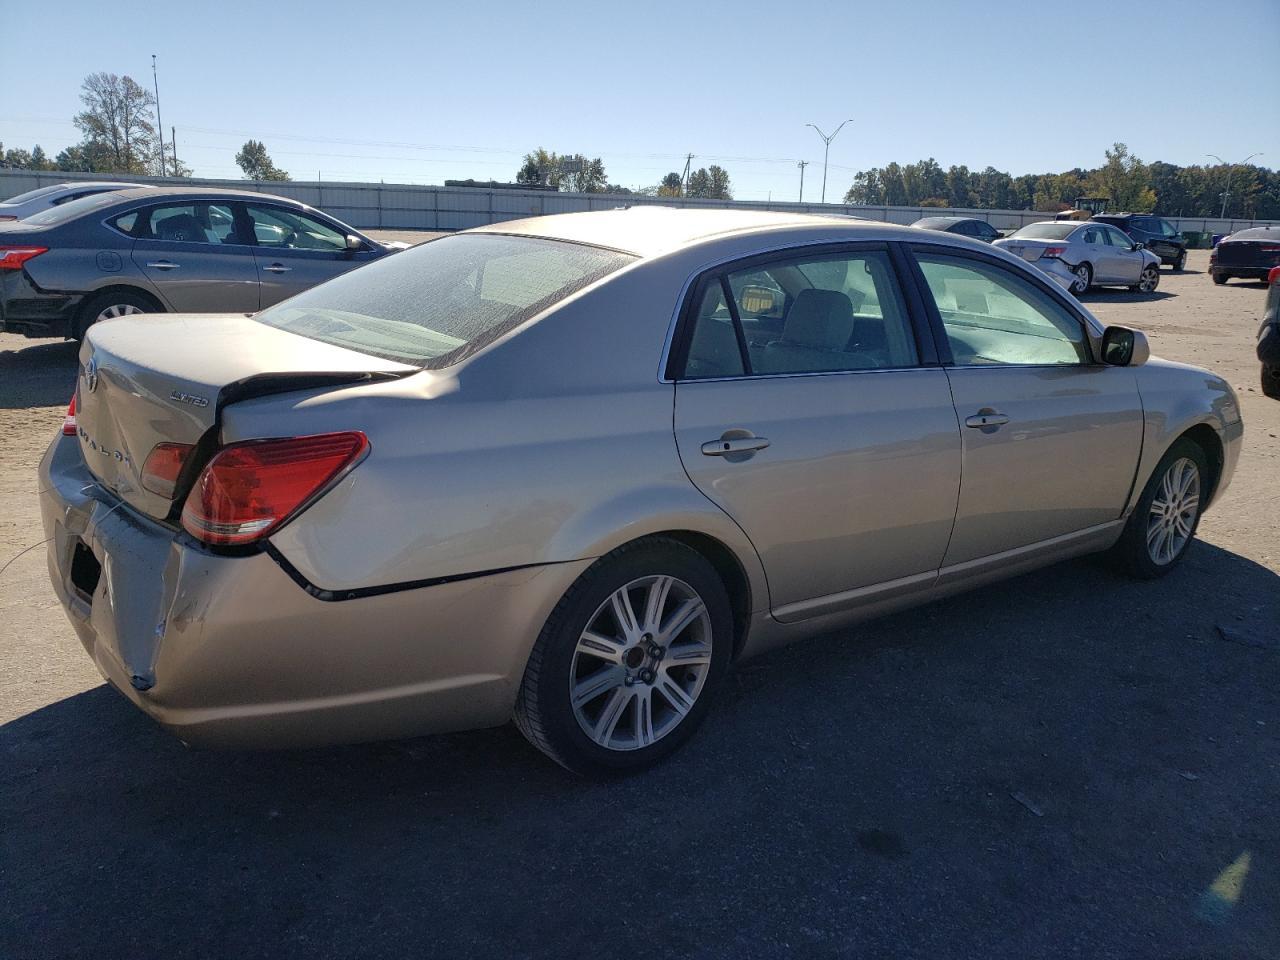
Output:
[[1042, 246, 1067, 259], [1270, 266, 1280, 286], [181, 432, 369, 546], [141, 443, 195, 498], [0, 246, 48, 270], [62, 392, 78, 436]]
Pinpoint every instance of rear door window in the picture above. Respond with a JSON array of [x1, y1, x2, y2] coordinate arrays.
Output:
[[676, 248, 919, 378], [131, 202, 241, 244]]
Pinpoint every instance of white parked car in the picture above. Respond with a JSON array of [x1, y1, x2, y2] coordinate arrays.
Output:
[[0, 181, 151, 222], [995, 221, 1162, 295]]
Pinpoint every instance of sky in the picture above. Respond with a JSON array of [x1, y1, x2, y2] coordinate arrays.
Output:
[[3, 0, 1278, 201]]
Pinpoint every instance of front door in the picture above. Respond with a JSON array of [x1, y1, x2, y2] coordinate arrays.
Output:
[[245, 203, 379, 307], [1100, 225, 1144, 284], [670, 244, 962, 619], [910, 247, 1144, 565], [130, 200, 260, 312]]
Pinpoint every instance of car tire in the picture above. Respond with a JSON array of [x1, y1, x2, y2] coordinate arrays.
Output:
[[1263, 362, 1280, 399], [1173, 252, 1186, 272], [76, 290, 162, 340], [1070, 263, 1092, 295], [1131, 265, 1160, 293], [514, 537, 733, 776], [1212, 272, 1229, 285], [1108, 438, 1209, 580]]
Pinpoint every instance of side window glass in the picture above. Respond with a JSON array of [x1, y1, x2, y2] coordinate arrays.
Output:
[[111, 211, 139, 235], [1160, 220, 1179, 237], [247, 204, 346, 251], [915, 253, 1087, 366], [137, 202, 236, 244], [683, 283, 745, 379], [1081, 227, 1100, 244], [1106, 228, 1133, 248]]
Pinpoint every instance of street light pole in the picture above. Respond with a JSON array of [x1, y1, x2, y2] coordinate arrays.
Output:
[[152, 55, 166, 177], [1207, 152, 1262, 219], [806, 120, 852, 204]]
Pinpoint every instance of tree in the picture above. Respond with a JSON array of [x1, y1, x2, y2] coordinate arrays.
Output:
[[559, 155, 607, 193], [73, 72, 158, 174], [658, 172, 683, 198], [235, 139, 290, 181], [1088, 142, 1155, 212], [707, 164, 732, 200]]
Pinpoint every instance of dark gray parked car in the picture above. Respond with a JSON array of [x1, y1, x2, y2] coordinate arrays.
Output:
[[911, 216, 1002, 243], [0, 186, 404, 340]]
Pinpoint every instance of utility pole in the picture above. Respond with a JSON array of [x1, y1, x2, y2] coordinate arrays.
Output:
[[681, 153, 694, 195], [797, 160, 808, 202], [171, 126, 178, 173], [151, 55, 166, 177], [806, 119, 852, 204], [1207, 152, 1262, 219]]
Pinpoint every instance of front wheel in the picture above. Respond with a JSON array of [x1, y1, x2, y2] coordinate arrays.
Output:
[[1172, 252, 1186, 272], [1212, 272, 1229, 285], [514, 538, 733, 776], [1108, 439, 1208, 579], [1070, 263, 1092, 295], [1131, 265, 1160, 293]]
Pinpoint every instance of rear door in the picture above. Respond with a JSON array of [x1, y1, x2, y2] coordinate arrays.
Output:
[[908, 245, 1143, 565], [128, 200, 260, 312], [1077, 225, 1115, 281], [245, 203, 379, 307], [671, 243, 962, 620]]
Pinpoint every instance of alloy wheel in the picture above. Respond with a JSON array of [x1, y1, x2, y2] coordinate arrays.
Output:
[[1138, 266, 1159, 293], [95, 303, 144, 323], [1072, 265, 1090, 293], [569, 575, 713, 751], [1146, 457, 1200, 565]]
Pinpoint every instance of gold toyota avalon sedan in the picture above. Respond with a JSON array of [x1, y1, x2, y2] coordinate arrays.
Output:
[[39, 208, 1243, 774]]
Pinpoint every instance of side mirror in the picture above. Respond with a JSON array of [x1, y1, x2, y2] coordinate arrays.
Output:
[[345, 234, 364, 251], [1101, 326, 1150, 367], [1133, 241, 1145, 250]]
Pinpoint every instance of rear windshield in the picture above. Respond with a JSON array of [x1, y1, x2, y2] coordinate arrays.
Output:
[[1, 184, 70, 205], [254, 233, 635, 367], [1009, 223, 1078, 240], [1227, 228, 1280, 241], [21, 192, 124, 227]]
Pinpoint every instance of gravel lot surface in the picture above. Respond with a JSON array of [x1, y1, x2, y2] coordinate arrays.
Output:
[[1, 248, 1277, 959]]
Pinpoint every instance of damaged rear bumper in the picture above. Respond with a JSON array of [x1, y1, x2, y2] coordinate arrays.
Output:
[[38, 433, 589, 749]]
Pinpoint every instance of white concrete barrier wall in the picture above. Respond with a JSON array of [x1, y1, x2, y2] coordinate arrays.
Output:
[[1, 169, 1275, 236]]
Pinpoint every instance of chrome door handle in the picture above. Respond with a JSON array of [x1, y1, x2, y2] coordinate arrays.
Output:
[[146, 260, 178, 270], [701, 436, 770, 456], [965, 411, 1010, 428], [262, 263, 291, 274]]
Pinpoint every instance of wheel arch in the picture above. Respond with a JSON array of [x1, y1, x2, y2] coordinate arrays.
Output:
[[75, 284, 165, 337], [1177, 422, 1225, 504], [648, 529, 754, 659]]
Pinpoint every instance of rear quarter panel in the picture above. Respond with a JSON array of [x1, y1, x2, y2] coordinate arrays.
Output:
[[222, 255, 770, 610]]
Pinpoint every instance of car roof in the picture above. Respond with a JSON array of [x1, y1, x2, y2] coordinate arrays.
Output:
[[1227, 226, 1280, 240], [471, 206, 930, 257], [913, 216, 971, 225], [85, 185, 304, 208]]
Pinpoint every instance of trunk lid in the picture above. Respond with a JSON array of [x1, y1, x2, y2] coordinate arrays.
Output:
[[993, 238, 1061, 263], [1216, 239, 1280, 268], [75, 313, 415, 520]]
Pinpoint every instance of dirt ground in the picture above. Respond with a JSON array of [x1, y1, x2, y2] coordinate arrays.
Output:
[[1, 247, 1277, 959]]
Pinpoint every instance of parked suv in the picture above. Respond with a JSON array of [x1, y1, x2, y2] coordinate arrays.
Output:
[[1092, 213, 1187, 270]]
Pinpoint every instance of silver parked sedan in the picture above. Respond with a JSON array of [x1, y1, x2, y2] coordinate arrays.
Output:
[[995, 220, 1162, 295], [40, 209, 1242, 774]]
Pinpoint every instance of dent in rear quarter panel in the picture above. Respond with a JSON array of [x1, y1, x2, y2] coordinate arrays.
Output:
[[221, 258, 770, 610], [1129, 358, 1243, 512]]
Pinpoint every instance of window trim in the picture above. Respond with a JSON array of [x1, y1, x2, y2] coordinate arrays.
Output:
[[904, 241, 1100, 368], [662, 240, 939, 383]]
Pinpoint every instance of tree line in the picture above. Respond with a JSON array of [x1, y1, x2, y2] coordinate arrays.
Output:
[[843, 143, 1280, 219], [515, 148, 733, 199]]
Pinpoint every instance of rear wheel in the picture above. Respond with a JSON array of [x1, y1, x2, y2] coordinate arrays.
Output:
[[1132, 265, 1160, 293], [1108, 438, 1208, 579], [514, 538, 733, 776], [1070, 263, 1092, 295], [1263, 362, 1280, 399], [1212, 271, 1229, 285], [76, 290, 162, 340]]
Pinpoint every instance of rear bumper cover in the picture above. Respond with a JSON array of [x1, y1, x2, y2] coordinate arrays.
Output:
[[0, 270, 82, 337], [39, 433, 590, 748]]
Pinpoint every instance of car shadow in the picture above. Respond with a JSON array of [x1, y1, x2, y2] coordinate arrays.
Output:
[[3, 539, 1278, 957], [1079, 288, 1176, 305], [0, 337, 78, 410]]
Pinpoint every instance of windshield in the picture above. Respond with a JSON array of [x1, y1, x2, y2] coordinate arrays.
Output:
[[1009, 223, 1078, 240], [22, 192, 126, 227], [255, 233, 635, 367], [0, 184, 70, 206]]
